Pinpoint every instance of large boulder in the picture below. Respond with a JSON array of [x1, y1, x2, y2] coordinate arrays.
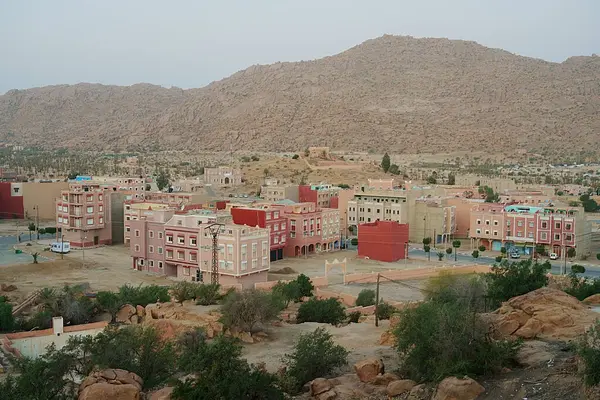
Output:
[[147, 387, 174, 400], [310, 378, 333, 396], [353, 358, 384, 383], [116, 304, 136, 324], [486, 288, 598, 341], [433, 377, 484, 400], [378, 313, 402, 346], [515, 340, 555, 368], [78, 369, 143, 400], [583, 294, 600, 305], [387, 379, 417, 396]]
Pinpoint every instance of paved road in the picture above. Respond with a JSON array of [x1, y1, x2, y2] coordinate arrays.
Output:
[[407, 247, 600, 279]]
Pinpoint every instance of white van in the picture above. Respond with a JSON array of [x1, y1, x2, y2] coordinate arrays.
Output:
[[50, 241, 71, 254]]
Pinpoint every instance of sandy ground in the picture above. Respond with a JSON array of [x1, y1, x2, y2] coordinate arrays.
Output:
[[242, 320, 396, 374]]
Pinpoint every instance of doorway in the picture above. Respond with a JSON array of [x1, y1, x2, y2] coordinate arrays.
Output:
[[94, 236, 99, 246]]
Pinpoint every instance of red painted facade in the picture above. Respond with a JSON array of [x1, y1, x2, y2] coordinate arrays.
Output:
[[0, 182, 24, 219], [299, 185, 318, 206], [358, 221, 409, 262], [230, 207, 289, 261]]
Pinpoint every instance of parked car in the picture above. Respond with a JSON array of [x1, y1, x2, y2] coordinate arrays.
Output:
[[510, 251, 521, 259], [549, 253, 559, 260]]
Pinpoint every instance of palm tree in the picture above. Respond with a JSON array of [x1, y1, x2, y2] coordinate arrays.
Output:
[[31, 252, 39, 264], [27, 222, 36, 241], [452, 240, 461, 261], [422, 237, 432, 261]]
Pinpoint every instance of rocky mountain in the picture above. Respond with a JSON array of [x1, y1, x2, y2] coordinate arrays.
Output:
[[1, 35, 599, 155]]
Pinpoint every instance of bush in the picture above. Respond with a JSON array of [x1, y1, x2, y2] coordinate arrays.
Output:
[[118, 284, 170, 307], [297, 298, 346, 325], [425, 272, 488, 312], [351, 238, 358, 246], [478, 245, 486, 252], [282, 327, 348, 394], [292, 154, 299, 159], [571, 264, 586, 274], [437, 251, 444, 261], [566, 277, 600, 301], [44, 227, 57, 234], [495, 256, 503, 263], [486, 259, 551, 308], [251, 155, 260, 161], [348, 311, 361, 323], [0, 298, 15, 332], [272, 281, 301, 307], [295, 274, 315, 298], [174, 333, 283, 399], [19, 310, 53, 331], [355, 289, 376, 307], [221, 289, 281, 332], [96, 291, 124, 321], [394, 301, 520, 382], [376, 301, 396, 320], [472, 250, 479, 259], [37, 285, 96, 326], [195, 283, 221, 305], [445, 247, 453, 255], [578, 320, 600, 386], [171, 281, 197, 303]]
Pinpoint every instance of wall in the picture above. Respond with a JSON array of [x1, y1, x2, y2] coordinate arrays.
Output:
[[358, 221, 409, 262], [22, 182, 69, 221], [446, 198, 477, 238], [111, 192, 125, 245], [344, 265, 492, 284], [299, 185, 318, 206], [0, 182, 24, 219]]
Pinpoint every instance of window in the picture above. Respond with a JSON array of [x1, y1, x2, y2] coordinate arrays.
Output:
[[290, 232, 296, 238], [99, 195, 103, 201], [566, 234, 573, 241], [274, 211, 279, 218], [158, 247, 163, 254], [58, 216, 63, 223], [273, 223, 279, 231], [166, 250, 173, 259], [86, 195, 93, 202], [219, 260, 226, 269], [485, 230, 490, 235], [126, 226, 130, 232], [190, 253, 197, 262], [149, 260, 154, 267], [566, 223, 572, 230], [541, 222, 548, 229], [149, 231, 154, 238], [87, 218, 94, 225], [149, 245, 154, 253], [493, 221, 498, 226], [281, 235, 286, 243], [190, 237, 197, 246], [517, 232, 522, 237], [241, 244, 247, 259], [252, 243, 257, 257], [555, 222, 561, 229], [262, 256, 268, 267], [135, 230, 140, 237], [226, 244, 233, 256], [281, 222, 286, 230], [158, 261, 163, 269], [541, 232, 548, 240], [485, 220, 490, 225], [87, 206, 93, 214], [166, 235, 173, 244], [177, 251, 184, 260], [476, 219, 481, 225], [126, 216, 131, 221], [134, 245, 140, 252], [274, 235, 279, 244], [517, 221, 523, 227], [241, 261, 247, 271], [493, 231, 498, 236], [266, 213, 271, 220], [158, 232, 163, 239], [177, 236, 185, 245], [476, 229, 481, 234], [554, 234, 560, 240], [183, 267, 190, 276], [529, 222, 534, 228], [99, 217, 103, 224], [227, 261, 234, 270], [528, 232, 534, 238]]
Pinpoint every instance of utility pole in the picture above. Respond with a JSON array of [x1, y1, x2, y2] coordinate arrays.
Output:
[[375, 273, 380, 327], [35, 205, 39, 240], [61, 234, 64, 260], [204, 223, 224, 285]]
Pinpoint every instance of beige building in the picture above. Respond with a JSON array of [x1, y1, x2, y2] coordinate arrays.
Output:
[[204, 166, 243, 186], [261, 184, 300, 203], [22, 181, 69, 221], [455, 175, 517, 193]]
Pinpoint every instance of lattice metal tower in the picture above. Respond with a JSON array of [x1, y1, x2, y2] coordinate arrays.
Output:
[[204, 223, 224, 285]]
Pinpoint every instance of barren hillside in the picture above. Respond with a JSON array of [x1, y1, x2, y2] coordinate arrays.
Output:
[[1, 35, 599, 155]]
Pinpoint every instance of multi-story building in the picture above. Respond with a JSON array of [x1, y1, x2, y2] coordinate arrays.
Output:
[[299, 184, 340, 209], [261, 184, 300, 203], [347, 189, 409, 228], [469, 204, 590, 259], [230, 206, 289, 261], [124, 202, 180, 245], [55, 182, 124, 247], [145, 191, 212, 206], [129, 212, 270, 288], [278, 202, 340, 257], [204, 166, 243, 186]]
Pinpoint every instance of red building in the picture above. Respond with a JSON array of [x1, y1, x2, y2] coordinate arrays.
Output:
[[230, 206, 288, 261], [358, 221, 409, 262], [0, 182, 24, 219], [299, 184, 339, 209]]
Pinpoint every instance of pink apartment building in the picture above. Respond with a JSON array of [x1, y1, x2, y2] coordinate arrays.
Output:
[[56, 183, 116, 247], [278, 202, 341, 257], [124, 201, 179, 245], [230, 205, 289, 261], [469, 204, 590, 258], [129, 211, 270, 288]]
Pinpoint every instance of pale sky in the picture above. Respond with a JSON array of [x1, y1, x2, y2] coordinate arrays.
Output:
[[0, 0, 598, 94]]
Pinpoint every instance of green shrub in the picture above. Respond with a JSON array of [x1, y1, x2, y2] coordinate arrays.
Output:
[[571, 264, 586, 274], [292, 154, 299, 159], [220, 289, 281, 332], [44, 227, 57, 234], [295, 274, 314, 298], [0, 299, 15, 332], [394, 301, 520, 382], [566, 277, 600, 301], [472, 250, 479, 259], [282, 327, 348, 394], [495, 256, 503, 263], [195, 283, 221, 305], [425, 273, 488, 312], [96, 291, 124, 321], [174, 334, 283, 399], [445, 247, 453, 255], [578, 320, 600, 386], [171, 281, 197, 303], [376, 301, 396, 320], [355, 289, 376, 307], [272, 281, 301, 307], [297, 298, 346, 325], [486, 260, 551, 307], [19, 310, 53, 331], [118, 284, 170, 306], [348, 311, 361, 323], [351, 238, 358, 246], [478, 245, 486, 252]]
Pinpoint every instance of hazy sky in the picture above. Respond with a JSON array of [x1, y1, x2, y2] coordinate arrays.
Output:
[[0, 0, 598, 94]]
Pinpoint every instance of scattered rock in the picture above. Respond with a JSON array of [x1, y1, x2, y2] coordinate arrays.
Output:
[[238, 331, 254, 344], [311, 378, 333, 396], [116, 304, 136, 324], [407, 383, 431, 400], [316, 389, 337, 400], [147, 387, 173, 400], [78, 369, 143, 400], [433, 377, 484, 400], [372, 372, 400, 386], [354, 358, 384, 383], [387, 379, 417, 396], [136, 305, 145, 317]]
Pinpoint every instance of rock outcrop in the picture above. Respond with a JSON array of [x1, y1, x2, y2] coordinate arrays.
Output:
[[147, 387, 173, 400], [486, 288, 598, 341], [354, 358, 384, 383], [378, 314, 401, 346], [386, 379, 417, 396], [433, 377, 485, 400], [78, 369, 143, 400]]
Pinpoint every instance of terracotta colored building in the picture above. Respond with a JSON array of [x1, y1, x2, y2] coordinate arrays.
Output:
[[230, 206, 288, 261], [299, 184, 340, 209], [357, 221, 409, 262]]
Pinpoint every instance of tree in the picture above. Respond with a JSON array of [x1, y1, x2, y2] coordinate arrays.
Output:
[[452, 240, 461, 262], [96, 291, 124, 322], [437, 251, 445, 261], [596, 253, 600, 261], [426, 176, 437, 184], [486, 259, 551, 307], [171, 281, 197, 303], [500, 246, 507, 257], [195, 283, 221, 306], [447, 173, 455, 185], [567, 247, 576, 259], [423, 237, 432, 261], [272, 281, 301, 308], [297, 298, 346, 325], [27, 222, 36, 241], [156, 169, 170, 191], [445, 247, 453, 259], [337, 183, 351, 189], [376, 301, 396, 320], [355, 289, 376, 307], [478, 245, 486, 252], [388, 164, 400, 175], [472, 250, 479, 259], [0, 297, 15, 332], [583, 198, 598, 212], [145, 184, 151, 191], [295, 274, 315, 298], [221, 289, 281, 332], [381, 153, 391, 173], [351, 238, 358, 246], [282, 327, 348, 394], [571, 264, 586, 275], [263, 168, 270, 177], [578, 320, 600, 386]]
